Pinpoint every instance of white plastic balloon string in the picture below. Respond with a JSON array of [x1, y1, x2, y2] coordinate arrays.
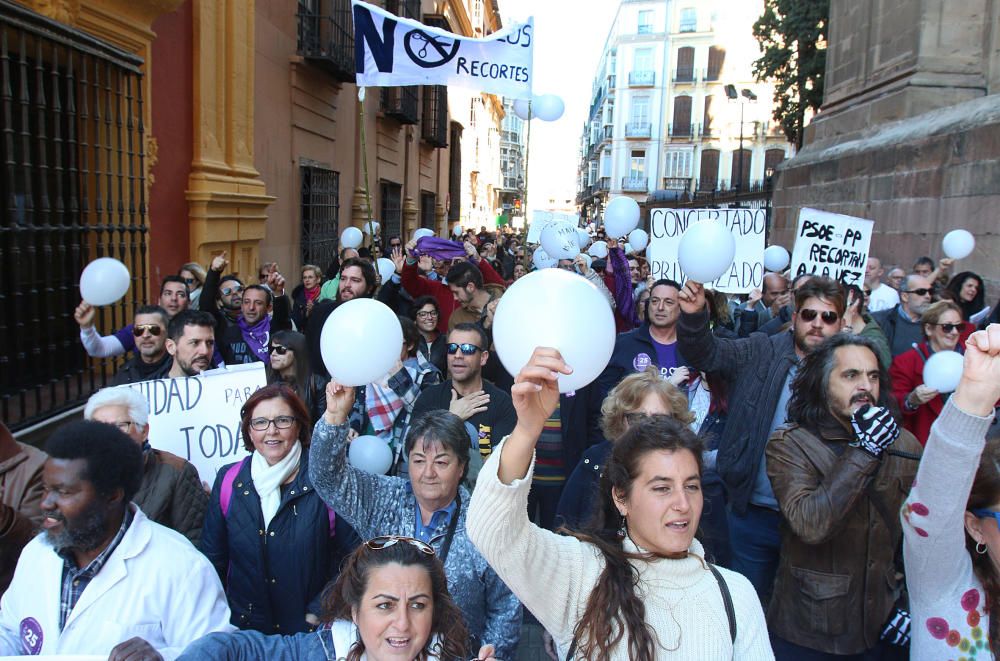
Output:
[[359, 92, 374, 250]]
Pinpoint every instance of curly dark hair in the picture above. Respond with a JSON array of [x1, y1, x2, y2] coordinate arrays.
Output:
[[239, 383, 312, 452], [46, 420, 143, 502], [320, 539, 470, 661], [566, 415, 706, 661]]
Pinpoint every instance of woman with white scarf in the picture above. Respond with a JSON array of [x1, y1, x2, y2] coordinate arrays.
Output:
[[200, 383, 359, 635]]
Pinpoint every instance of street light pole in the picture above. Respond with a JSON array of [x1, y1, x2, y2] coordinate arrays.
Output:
[[737, 100, 745, 198], [725, 85, 756, 205]]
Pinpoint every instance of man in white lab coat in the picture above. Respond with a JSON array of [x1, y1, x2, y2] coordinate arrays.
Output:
[[0, 420, 233, 660]]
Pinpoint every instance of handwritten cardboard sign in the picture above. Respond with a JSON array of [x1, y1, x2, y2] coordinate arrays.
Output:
[[789, 208, 874, 286], [120, 363, 266, 484], [647, 208, 766, 293]]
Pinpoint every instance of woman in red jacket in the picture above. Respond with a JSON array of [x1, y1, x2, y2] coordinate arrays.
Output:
[[890, 300, 964, 445]]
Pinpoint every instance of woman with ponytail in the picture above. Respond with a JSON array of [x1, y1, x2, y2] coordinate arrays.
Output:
[[904, 324, 1000, 660], [467, 348, 772, 660]]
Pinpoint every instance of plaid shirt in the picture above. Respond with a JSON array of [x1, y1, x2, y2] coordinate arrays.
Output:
[[358, 355, 442, 447], [58, 508, 134, 631]]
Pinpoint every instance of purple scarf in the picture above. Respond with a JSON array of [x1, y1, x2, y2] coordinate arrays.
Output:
[[609, 247, 638, 327], [238, 315, 272, 363], [414, 237, 468, 261]]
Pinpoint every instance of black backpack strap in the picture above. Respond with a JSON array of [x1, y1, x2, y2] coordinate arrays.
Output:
[[708, 563, 737, 644]]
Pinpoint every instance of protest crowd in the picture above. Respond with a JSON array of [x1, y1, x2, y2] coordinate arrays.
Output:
[[2, 208, 1000, 661]]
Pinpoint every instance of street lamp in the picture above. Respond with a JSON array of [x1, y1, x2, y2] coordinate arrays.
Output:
[[725, 84, 757, 199]]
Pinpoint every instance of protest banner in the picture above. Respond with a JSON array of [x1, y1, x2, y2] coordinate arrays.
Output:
[[120, 363, 266, 484], [789, 207, 874, 286], [647, 208, 766, 293], [353, 0, 534, 99], [526, 210, 579, 244]]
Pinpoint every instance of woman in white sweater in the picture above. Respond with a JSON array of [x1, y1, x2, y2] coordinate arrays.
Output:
[[467, 348, 773, 660], [904, 323, 1000, 660]]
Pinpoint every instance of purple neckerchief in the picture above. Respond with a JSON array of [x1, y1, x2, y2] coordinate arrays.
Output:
[[609, 247, 637, 326], [413, 237, 468, 261], [237, 315, 271, 363]]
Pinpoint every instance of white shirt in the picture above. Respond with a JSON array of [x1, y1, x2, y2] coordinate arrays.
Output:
[[867, 283, 900, 312], [0, 506, 233, 659]]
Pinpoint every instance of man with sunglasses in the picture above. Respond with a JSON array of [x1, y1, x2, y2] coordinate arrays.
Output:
[[411, 324, 516, 463], [677, 275, 847, 602], [109, 305, 173, 386], [873, 273, 935, 358], [76, 276, 191, 360]]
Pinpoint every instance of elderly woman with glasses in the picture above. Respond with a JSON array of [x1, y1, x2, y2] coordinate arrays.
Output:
[[180, 535, 498, 660], [308, 383, 523, 660], [200, 383, 359, 636], [890, 300, 968, 445]]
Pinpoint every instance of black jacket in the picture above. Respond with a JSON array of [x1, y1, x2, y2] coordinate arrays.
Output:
[[111, 353, 173, 385], [201, 269, 292, 365], [595, 323, 692, 401], [416, 333, 448, 375], [200, 453, 360, 634], [411, 379, 516, 458]]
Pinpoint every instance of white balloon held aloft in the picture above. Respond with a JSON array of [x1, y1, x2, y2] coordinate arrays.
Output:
[[540, 222, 580, 260], [763, 245, 790, 272], [603, 197, 640, 239], [628, 228, 649, 252], [363, 220, 380, 235], [348, 435, 393, 475], [493, 269, 615, 392], [533, 94, 565, 122], [922, 350, 964, 394], [942, 229, 975, 260], [624, 242, 634, 254], [375, 257, 395, 285], [413, 228, 435, 242], [340, 226, 363, 249], [452, 224, 463, 237], [513, 98, 532, 121], [588, 241, 609, 259], [532, 247, 557, 270], [678, 219, 737, 284], [576, 228, 592, 251], [79, 257, 131, 306], [320, 298, 403, 387]]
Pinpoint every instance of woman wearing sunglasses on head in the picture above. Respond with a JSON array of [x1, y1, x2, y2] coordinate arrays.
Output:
[[468, 348, 773, 660], [890, 301, 968, 445], [266, 330, 329, 424], [180, 536, 498, 660], [902, 324, 1000, 660], [308, 383, 523, 660], [200, 383, 359, 637], [179, 262, 208, 308]]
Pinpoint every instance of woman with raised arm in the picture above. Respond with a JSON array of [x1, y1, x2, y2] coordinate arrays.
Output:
[[904, 324, 1000, 660], [466, 348, 773, 660]]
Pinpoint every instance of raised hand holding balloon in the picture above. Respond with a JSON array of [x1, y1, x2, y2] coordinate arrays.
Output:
[[320, 299, 403, 386], [677, 219, 737, 285]]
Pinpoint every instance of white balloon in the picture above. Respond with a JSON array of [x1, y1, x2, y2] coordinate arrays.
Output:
[[349, 435, 393, 474], [513, 98, 532, 120], [540, 222, 580, 260], [413, 228, 435, 241], [922, 350, 964, 394], [942, 229, 975, 260], [624, 242, 634, 253], [678, 219, 737, 284], [494, 269, 616, 392], [532, 247, 557, 270], [603, 197, 640, 238], [363, 220, 380, 235], [341, 226, 363, 249], [452, 224, 463, 237], [763, 245, 790, 272], [375, 257, 395, 284], [580, 253, 593, 269], [576, 228, 592, 251], [79, 257, 131, 306], [320, 298, 403, 386], [533, 94, 565, 122], [628, 229, 649, 252], [588, 241, 609, 259]]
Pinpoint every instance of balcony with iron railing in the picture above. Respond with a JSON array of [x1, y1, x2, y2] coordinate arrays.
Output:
[[601, 125, 614, 142], [703, 67, 722, 82], [672, 67, 695, 83], [381, 86, 419, 124], [297, 0, 355, 82], [662, 176, 693, 191], [668, 123, 694, 139], [628, 70, 655, 86], [625, 122, 652, 139], [622, 177, 649, 192], [700, 124, 715, 139]]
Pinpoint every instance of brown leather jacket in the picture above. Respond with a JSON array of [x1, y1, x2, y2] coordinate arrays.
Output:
[[765, 420, 921, 654], [134, 448, 209, 546], [0, 442, 47, 593]]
